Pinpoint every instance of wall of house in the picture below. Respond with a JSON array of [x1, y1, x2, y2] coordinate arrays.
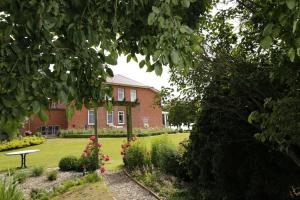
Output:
[[24, 110, 67, 132], [24, 85, 163, 132], [67, 85, 163, 129]]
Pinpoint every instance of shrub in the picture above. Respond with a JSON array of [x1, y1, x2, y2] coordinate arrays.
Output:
[[47, 170, 58, 181], [78, 136, 109, 172], [151, 136, 177, 174], [30, 188, 48, 200], [59, 156, 79, 171], [14, 172, 28, 183], [30, 166, 44, 177], [0, 176, 25, 200], [124, 141, 150, 171], [0, 136, 45, 152]]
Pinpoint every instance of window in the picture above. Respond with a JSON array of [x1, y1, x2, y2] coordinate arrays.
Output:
[[118, 88, 125, 101], [107, 111, 113, 124], [88, 110, 95, 125], [118, 111, 125, 124], [130, 89, 137, 102]]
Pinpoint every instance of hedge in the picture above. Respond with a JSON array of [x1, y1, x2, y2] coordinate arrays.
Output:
[[0, 136, 45, 152], [61, 131, 179, 138]]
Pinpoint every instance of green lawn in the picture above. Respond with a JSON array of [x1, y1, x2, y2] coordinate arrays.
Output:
[[0, 133, 189, 171]]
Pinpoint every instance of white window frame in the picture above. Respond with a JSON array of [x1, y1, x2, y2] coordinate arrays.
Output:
[[118, 111, 125, 125], [88, 109, 95, 125], [118, 88, 125, 101], [106, 111, 113, 125], [130, 89, 137, 102]]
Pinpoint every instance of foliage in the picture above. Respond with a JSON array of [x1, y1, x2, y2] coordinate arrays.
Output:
[[78, 136, 109, 172], [47, 170, 58, 181], [0, 176, 25, 200], [58, 156, 79, 171], [123, 141, 150, 171], [151, 136, 177, 173], [14, 171, 28, 184], [132, 169, 193, 200], [186, 62, 300, 200], [31, 166, 44, 177], [0, 0, 207, 136], [60, 128, 174, 135], [0, 136, 45, 152]]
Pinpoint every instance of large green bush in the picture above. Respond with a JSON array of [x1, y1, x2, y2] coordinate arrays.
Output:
[[187, 64, 300, 200], [0, 176, 25, 200], [59, 156, 79, 171], [151, 136, 177, 174], [124, 142, 150, 171], [0, 136, 45, 152]]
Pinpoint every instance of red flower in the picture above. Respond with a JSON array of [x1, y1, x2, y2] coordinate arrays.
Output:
[[105, 155, 110, 161], [100, 166, 105, 173], [89, 135, 96, 141], [98, 143, 102, 148]]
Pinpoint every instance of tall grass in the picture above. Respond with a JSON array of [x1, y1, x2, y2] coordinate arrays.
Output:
[[0, 176, 25, 200]]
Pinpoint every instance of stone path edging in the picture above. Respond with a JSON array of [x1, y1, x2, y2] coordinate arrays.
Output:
[[122, 169, 161, 200]]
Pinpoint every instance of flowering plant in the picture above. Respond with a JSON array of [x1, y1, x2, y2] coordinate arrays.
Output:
[[79, 135, 110, 173], [120, 136, 137, 159]]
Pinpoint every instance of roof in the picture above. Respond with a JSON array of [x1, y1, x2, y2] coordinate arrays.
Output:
[[106, 74, 158, 92]]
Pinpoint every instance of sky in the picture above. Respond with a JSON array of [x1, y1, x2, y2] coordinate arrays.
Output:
[[111, 55, 171, 91]]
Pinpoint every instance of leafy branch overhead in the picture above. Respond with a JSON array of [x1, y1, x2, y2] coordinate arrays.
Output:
[[0, 0, 208, 133]]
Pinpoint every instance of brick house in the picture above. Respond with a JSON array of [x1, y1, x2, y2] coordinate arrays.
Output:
[[24, 75, 166, 134]]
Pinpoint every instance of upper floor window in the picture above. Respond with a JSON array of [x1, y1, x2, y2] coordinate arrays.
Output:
[[130, 89, 137, 102], [118, 88, 125, 101], [88, 110, 95, 125], [118, 111, 125, 124], [107, 111, 113, 124]]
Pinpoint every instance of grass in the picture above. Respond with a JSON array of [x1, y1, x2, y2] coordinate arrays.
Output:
[[0, 133, 189, 171]]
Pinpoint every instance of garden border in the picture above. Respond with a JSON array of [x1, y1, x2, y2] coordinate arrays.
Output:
[[123, 169, 161, 200]]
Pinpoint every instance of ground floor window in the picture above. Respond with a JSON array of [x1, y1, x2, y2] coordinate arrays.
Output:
[[107, 111, 113, 124], [88, 110, 95, 125], [118, 111, 125, 124]]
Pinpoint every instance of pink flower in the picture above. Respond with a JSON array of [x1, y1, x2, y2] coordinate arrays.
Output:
[[100, 166, 105, 173], [89, 135, 96, 141], [98, 143, 102, 148], [105, 155, 110, 161]]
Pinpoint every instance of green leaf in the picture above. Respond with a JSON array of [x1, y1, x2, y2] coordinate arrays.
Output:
[[148, 13, 156, 25], [171, 50, 180, 65], [139, 60, 146, 68], [182, 0, 190, 8], [154, 63, 163, 76], [293, 20, 298, 33], [297, 48, 300, 57], [66, 106, 75, 121], [152, 6, 160, 14], [32, 101, 41, 114], [288, 47, 295, 62], [261, 36, 273, 49], [180, 25, 193, 34], [286, 0, 296, 9], [248, 111, 258, 124], [146, 64, 155, 72], [106, 67, 114, 77], [105, 52, 118, 65], [263, 23, 273, 36], [38, 110, 49, 122], [126, 54, 131, 63]]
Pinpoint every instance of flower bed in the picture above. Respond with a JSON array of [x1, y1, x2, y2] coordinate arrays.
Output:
[[0, 136, 45, 152]]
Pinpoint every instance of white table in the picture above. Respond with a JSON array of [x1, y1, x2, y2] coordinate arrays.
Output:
[[5, 149, 40, 168]]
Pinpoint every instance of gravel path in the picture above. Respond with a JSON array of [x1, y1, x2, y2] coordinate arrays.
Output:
[[103, 171, 157, 200]]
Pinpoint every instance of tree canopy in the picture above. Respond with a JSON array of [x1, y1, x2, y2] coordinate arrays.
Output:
[[0, 0, 208, 136]]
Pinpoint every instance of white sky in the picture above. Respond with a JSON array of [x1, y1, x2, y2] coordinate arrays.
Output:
[[111, 55, 171, 91]]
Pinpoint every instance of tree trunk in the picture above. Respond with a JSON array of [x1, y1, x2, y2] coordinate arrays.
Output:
[[287, 148, 300, 168], [126, 105, 132, 142], [94, 107, 99, 168]]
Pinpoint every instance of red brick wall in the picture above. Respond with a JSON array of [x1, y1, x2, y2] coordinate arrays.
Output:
[[68, 85, 163, 129], [24, 110, 67, 132], [25, 85, 163, 132]]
